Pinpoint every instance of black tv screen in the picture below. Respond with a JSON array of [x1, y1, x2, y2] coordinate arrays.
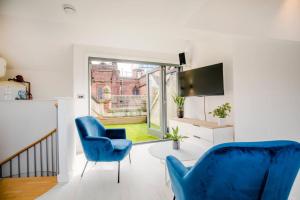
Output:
[[179, 63, 224, 96]]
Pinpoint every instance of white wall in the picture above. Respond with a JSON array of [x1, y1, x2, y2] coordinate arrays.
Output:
[[184, 36, 234, 124], [0, 16, 73, 99], [185, 0, 300, 42], [233, 38, 300, 142], [232, 38, 300, 200], [0, 100, 57, 161]]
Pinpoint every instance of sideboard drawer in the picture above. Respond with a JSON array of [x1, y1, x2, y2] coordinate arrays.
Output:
[[193, 126, 213, 142]]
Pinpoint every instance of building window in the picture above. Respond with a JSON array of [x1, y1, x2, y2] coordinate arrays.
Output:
[[98, 87, 103, 99], [132, 86, 139, 95]]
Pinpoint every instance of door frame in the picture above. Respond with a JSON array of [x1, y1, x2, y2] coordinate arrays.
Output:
[[87, 57, 180, 138]]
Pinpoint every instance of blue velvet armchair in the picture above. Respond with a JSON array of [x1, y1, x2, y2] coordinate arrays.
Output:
[[75, 116, 132, 183], [167, 140, 300, 200]]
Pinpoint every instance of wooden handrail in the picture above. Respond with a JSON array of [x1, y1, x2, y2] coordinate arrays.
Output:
[[0, 129, 57, 165]]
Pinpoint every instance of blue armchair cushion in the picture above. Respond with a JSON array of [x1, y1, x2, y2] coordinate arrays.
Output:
[[167, 140, 300, 200], [112, 139, 132, 151], [75, 116, 132, 162]]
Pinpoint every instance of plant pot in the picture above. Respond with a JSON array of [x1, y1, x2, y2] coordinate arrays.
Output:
[[177, 109, 184, 118], [218, 118, 225, 126], [173, 141, 180, 150]]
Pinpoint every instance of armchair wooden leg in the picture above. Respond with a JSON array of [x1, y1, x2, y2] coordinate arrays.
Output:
[[81, 161, 89, 178], [129, 152, 132, 164], [118, 161, 120, 183]]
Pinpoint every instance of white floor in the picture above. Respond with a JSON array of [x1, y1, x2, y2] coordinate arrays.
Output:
[[38, 141, 207, 200]]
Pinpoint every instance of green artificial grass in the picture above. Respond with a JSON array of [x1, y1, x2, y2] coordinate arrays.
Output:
[[105, 123, 160, 143]]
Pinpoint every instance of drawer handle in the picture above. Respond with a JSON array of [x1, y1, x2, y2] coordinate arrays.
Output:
[[193, 124, 201, 127], [193, 135, 201, 139]]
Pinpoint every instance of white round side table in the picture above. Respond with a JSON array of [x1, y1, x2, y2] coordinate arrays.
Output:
[[148, 141, 205, 184]]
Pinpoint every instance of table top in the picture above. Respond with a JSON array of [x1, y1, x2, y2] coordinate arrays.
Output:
[[148, 141, 205, 161]]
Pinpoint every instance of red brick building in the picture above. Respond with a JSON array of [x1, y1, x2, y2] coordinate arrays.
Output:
[[91, 62, 147, 101]]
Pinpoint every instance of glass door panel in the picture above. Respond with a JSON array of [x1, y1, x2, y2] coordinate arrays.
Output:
[[166, 69, 179, 132], [147, 68, 162, 136], [147, 66, 180, 137]]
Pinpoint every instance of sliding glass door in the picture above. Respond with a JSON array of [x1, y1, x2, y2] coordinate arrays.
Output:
[[147, 66, 180, 138], [166, 67, 179, 132], [88, 56, 180, 141]]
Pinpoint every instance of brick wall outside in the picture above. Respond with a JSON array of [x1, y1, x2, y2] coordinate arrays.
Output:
[[91, 63, 147, 100]]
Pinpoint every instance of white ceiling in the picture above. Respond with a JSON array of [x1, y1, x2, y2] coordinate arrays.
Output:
[[0, 0, 299, 41], [0, 0, 205, 26], [186, 0, 300, 42]]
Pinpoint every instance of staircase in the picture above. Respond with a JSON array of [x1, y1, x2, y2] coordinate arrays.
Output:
[[0, 99, 75, 199], [0, 129, 58, 178]]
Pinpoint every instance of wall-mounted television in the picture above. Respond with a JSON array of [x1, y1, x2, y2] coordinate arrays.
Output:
[[179, 63, 224, 96]]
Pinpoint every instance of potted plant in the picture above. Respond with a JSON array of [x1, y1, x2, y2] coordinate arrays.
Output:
[[173, 95, 185, 118], [165, 126, 188, 150], [209, 102, 231, 126]]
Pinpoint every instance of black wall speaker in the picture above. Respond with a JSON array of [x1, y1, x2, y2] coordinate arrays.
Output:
[[179, 52, 186, 65]]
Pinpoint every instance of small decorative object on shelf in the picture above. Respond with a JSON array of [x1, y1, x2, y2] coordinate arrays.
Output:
[[209, 102, 231, 126], [8, 75, 32, 100], [17, 90, 27, 100], [165, 126, 188, 150], [173, 95, 185, 118]]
